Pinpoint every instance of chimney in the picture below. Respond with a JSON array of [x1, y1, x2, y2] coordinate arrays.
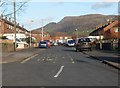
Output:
[[5, 17, 7, 20], [17, 23, 19, 26], [22, 25, 24, 28], [12, 20, 14, 23], [9, 18, 11, 22], [0, 14, 3, 19]]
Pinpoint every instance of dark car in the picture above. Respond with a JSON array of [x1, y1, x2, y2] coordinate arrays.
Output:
[[75, 38, 92, 52], [38, 41, 49, 48], [44, 40, 51, 48]]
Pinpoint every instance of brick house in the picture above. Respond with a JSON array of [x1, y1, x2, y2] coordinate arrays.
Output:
[[103, 20, 119, 39], [90, 20, 119, 40], [51, 32, 72, 43], [0, 15, 30, 50], [31, 30, 51, 42], [0, 15, 29, 37], [89, 20, 119, 50]]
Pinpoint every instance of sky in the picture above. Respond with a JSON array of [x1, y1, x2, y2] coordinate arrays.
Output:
[[1, 0, 118, 30]]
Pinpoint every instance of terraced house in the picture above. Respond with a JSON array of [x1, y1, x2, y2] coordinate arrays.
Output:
[[0, 15, 29, 37], [0, 15, 30, 51]]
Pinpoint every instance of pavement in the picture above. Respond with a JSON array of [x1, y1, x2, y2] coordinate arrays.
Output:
[[82, 49, 120, 70], [1, 47, 45, 64]]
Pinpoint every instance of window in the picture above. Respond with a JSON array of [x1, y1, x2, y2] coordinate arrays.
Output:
[[0, 22, 1, 26], [114, 27, 118, 32]]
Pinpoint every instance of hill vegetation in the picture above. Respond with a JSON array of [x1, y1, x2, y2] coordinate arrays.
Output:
[[32, 14, 117, 37]]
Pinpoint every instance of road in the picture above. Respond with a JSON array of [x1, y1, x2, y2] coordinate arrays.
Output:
[[2, 46, 119, 86]]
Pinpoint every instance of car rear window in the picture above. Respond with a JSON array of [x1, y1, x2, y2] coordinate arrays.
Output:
[[78, 38, 90, 43], [40, 42, 47, 44]]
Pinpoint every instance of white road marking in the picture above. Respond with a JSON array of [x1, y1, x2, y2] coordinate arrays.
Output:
[[37, 59, 40, 61], [53, 62, 55, 63], [54, 66, 64, 78], [67, 54, 75, 64], [21, 54, 38, 63], [0, 62, 8, 64]]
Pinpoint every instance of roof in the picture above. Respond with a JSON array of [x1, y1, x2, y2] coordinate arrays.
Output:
[[89, 21, 111, 36], [104, 20, 118, 32], [1, 17, 29, 32]]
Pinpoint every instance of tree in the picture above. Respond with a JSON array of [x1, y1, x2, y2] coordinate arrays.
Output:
[[25, 37, 36, 44], [0, 0, 29, 18]]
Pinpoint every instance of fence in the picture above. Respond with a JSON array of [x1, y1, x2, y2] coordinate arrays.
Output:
[[95, 39, 119, 50]]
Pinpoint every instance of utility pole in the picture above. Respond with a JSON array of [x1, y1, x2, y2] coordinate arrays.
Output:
[[30, 30, 31, 47], [75, 29, 78, 41], [99, 30, 103, 50], [14, 0, 16, 51], [29, 20, 34, 48]]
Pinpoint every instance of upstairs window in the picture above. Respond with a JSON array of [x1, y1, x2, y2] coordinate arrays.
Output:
[[114, 27, 118, 32]]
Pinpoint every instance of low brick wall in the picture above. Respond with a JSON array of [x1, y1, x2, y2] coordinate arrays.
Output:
[[0, 39, 15, 52], [1, 43, 15, 52]]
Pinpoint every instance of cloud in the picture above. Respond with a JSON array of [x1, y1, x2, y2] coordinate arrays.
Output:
[[91, 2, 114, 10]]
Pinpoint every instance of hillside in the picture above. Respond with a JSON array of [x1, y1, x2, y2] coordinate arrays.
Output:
[[32, 14, 116, 37]]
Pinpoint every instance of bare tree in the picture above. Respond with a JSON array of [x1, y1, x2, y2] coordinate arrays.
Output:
[[0, 0, 29, 17]]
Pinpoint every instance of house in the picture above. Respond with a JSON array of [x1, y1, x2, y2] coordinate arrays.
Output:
[[51, 32, 72, 43], [0, 15, 29, 36], [0, 15, 29, 50], [89, 20, 119, 50], [31, 30, 51, 42], [103, 20, 119, 39]]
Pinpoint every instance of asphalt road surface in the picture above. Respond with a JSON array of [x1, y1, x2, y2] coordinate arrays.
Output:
[[2, 46, 119, 86]]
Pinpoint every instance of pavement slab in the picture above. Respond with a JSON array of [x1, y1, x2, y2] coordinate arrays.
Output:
[[1, 48, 45, 63]]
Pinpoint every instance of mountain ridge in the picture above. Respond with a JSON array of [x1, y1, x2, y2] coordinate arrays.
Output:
[[32, 14, 117, 36]]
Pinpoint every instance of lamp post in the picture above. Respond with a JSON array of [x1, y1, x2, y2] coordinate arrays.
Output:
[[41, 18, 52, 41]]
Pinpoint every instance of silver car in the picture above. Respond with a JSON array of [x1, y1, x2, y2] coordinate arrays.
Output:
[[75, 38, 92, 52]]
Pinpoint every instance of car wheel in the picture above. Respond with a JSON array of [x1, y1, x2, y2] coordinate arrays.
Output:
[[76, 48, 79, 52], [89, 48, 92, 51], [79, 49, 82, 52]]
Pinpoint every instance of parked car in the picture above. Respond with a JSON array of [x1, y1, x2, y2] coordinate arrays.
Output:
[[38, 41, 49, 48], [75, 38, 92, 52], [53, 42, 58, 46], [44, 40, 51, 48], [67, 39, 75, 47]]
